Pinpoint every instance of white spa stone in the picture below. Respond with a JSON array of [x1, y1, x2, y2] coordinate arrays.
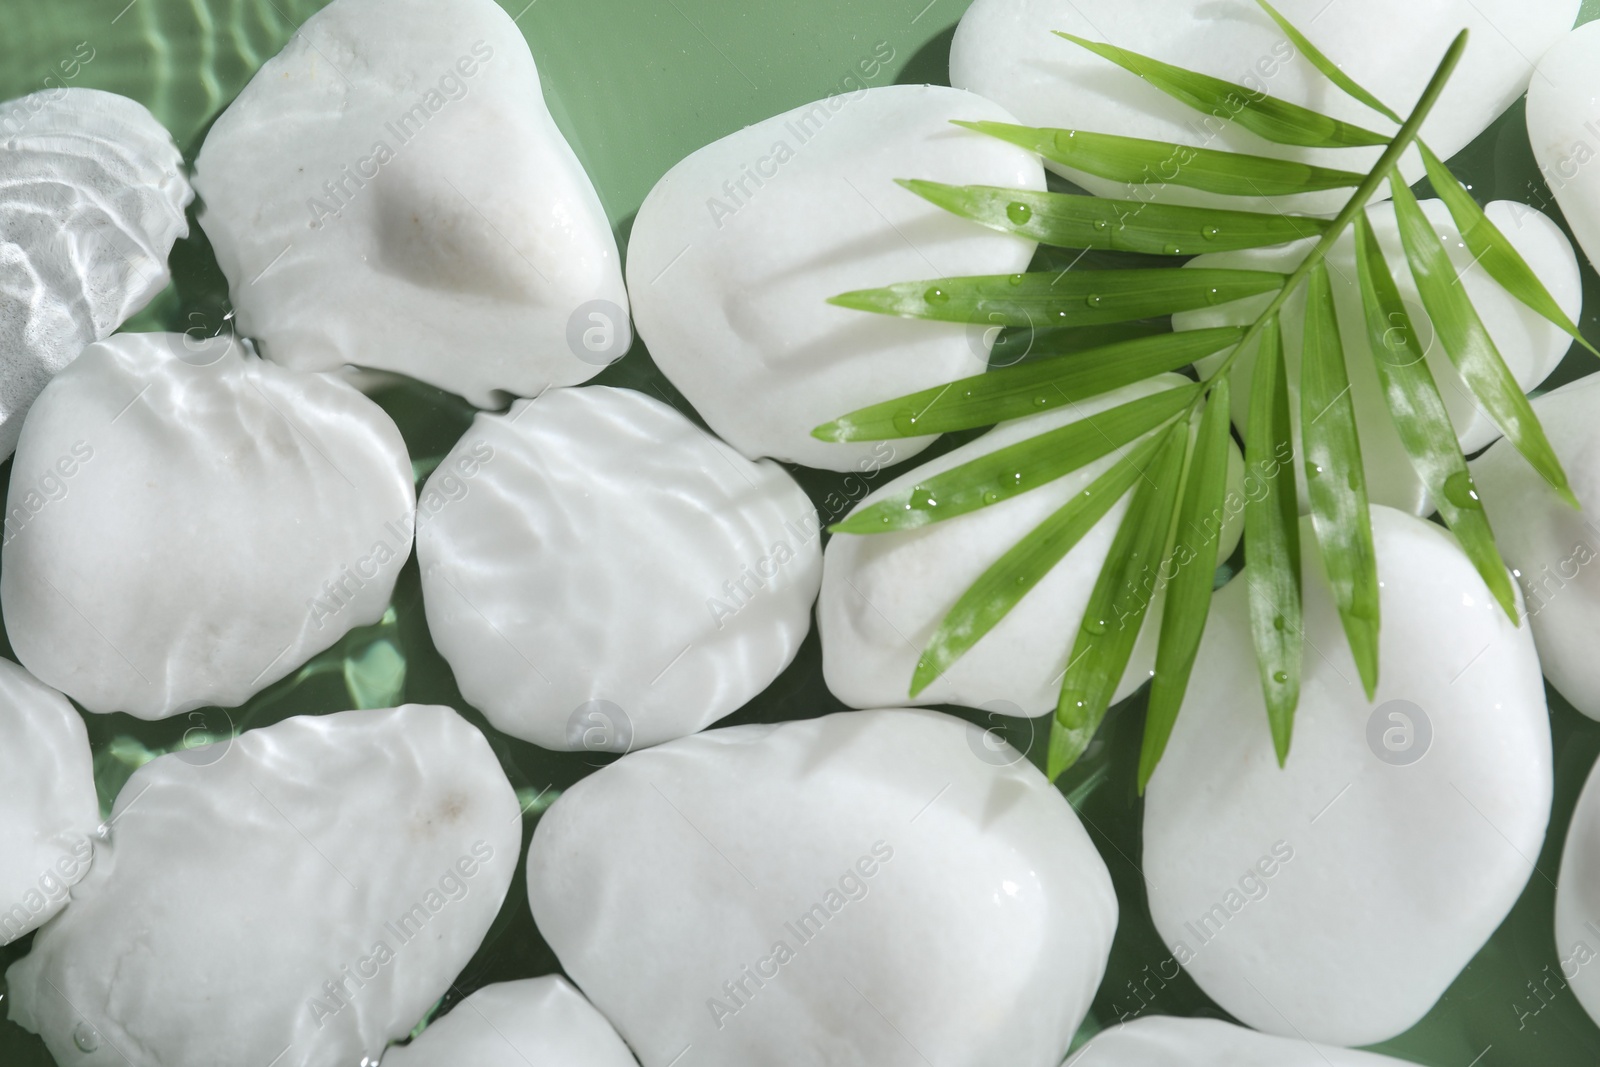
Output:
[[0, 658, 98, 945], [951, 0, 1579, 213], [626, 83, 1043, 471], [193, 0, 627, 407], [0, 87, 190, 459], [0, 331, 414, 719], [1068, 1016, 1423, 1065], [819, 375, 1244, 717], [1472, 373, 1600, 719], [382, 976, 638, 1067], [527, 707, 1116, 1067], [1176, 198, 1579, 516], [417, 385, 820, 752], [1555, 748, 1600, 1029], [1144, 506, 1550, 1047], [1529, 20, 1600, 273], [5, 704, 521, 1067]]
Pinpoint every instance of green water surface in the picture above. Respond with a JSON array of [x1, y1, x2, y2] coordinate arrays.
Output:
[[4, 0, 1600, 1063]]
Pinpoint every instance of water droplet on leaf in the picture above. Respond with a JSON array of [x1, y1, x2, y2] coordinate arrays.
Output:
[[1443, 470, 1481, 509], [910, 487, 938, 510], [1006, 202, 1033, 225], [73, 1023, 99, 1053], [923, 287, 949, 306], [1273, 670, 1289, 684]]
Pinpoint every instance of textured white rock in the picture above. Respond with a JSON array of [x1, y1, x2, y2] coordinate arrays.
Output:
[[194, 0, 627, 406], [951, 0, 1579, 213], [0, 87, 190, 458], [1144, 506, 1550, 1046], [627, 83, 1043, 471], [1556, 748, 1600, 1029], [5, 704, 520, 1067], [418, 385, 820, 751], [819, 375, 1243, 717], [1068, 1016, 1420, 1065], [0, 331, 414, 719], [528, 707, 1115, 1067], [1472, 373, 1600, 719], [383, 977, 638, 1067], [1529, 21, 1600, 272], [0, 658, 98, 945], [1176, 199, 1579, 515]]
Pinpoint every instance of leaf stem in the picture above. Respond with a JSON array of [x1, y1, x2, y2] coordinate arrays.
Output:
[[1199, 30, 1468, 391]]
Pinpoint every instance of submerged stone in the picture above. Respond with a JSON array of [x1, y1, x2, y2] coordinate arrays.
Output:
[[628, 84, 1043, 471], [194, 0, 627, 406], [417, 385, 819, 751], [1144, 507, 1550, 1046], [1, 332, 414, 718], [528, 707, 1116, 1067], [5, 704, 520, 1067], [0, 87, 190, 458]]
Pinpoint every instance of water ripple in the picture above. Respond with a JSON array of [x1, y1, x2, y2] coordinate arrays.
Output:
[[1, 0, 332, 157]]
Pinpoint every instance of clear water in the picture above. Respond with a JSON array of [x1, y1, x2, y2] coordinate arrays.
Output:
[[3, 1, 1600, 1063]]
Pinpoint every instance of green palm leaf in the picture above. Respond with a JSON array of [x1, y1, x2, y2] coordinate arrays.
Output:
[[1352, 211, 1519, 618], [898, 179, 1330, 254], [1252, 0, 1401, 123], [1249, 0, 1591, 365], [813, 327, 1243, 441], [1250, 0, 1591, 363], [909, 433, 1165, 698], [998, 320, 1171, 362], [1242, 316, 1302, 763], [1055, 32, 1388, 148], [1049, 420, 1190, 779], [1300, 260, 1380, 697], [1418, 143, 1598, 358], [1390, 172, 1577, 508], [828, 268, 1285, 327], [1139, 381, 1233, 790], [832, 385, 1196, 534], [815, 14, 1571, 789], [953, 121, 1365, 197]]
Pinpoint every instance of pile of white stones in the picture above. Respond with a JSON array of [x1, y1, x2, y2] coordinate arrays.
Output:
[[6, 0, 1600, 1064]]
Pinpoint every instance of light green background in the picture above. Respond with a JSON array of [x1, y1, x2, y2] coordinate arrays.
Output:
[[3, 0, 1600, 1064]]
